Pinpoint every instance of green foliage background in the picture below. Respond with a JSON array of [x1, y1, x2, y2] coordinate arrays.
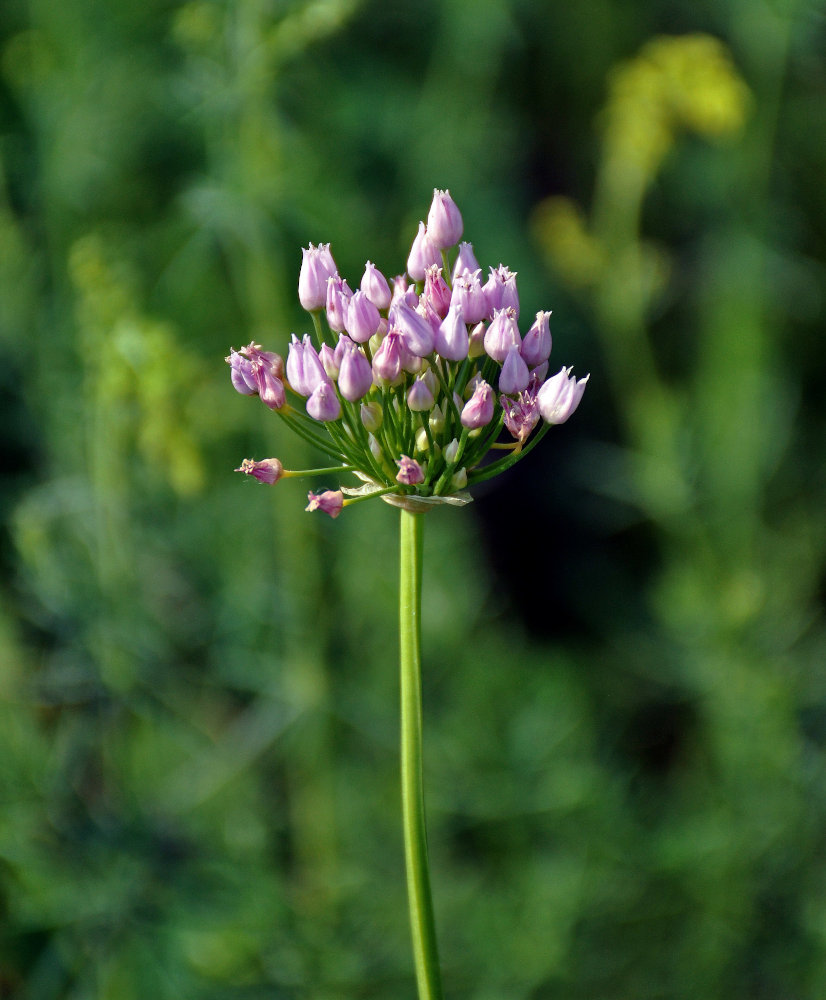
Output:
[[1, 0, 826, 997]]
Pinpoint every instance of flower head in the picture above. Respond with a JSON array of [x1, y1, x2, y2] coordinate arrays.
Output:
[[229, 189, 587, 516]]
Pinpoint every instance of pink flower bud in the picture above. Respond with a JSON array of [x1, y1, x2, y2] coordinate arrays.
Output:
[[346, 290, 381, 343], [460, 380, 495, 429], [498, 344, 530, 395], [391, 274, 418, 309], [423, 264, 452, 318], [394, 300, 435, 357], [235, 457, 284, 484], [306, 489, 344, 517], [468, 321, 486, 359], [326, 273, 353, 333], [306, 379, 341, 422], [361, 261, 392, 310], [320, 343, 339, 379], [484, 265, 519, 318], [435, 301, 469, 361], [521, 310, 552, 367], [426, 189, 463, 249], [299, 243, 337, 311], [537, 367, 589, 424], [396, 454, 425, 485], [407, 222, 441, 282], [407, 377, 435, 412], [484, 307, 521, 362], [450, 269, 488, 325], [372, 329, 404, 383], [338, 343, 374, 401], [451, 242, 480, 284]]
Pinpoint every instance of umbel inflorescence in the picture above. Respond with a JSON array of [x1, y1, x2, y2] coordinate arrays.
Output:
[[227, 189, 588, 516]]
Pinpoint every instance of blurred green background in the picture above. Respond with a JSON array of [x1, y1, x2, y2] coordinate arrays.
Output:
[[2, 0, 826, 997]]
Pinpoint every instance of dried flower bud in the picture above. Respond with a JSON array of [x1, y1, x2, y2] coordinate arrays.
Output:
[[235, 457, 284, 484], [305, 489, 344, 517]]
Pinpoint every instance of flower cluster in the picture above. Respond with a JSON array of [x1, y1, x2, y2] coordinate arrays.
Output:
[[228, 189, 588, 515]]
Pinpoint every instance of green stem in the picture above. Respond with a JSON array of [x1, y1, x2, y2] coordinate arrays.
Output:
[[399, 510, 443, 1000]]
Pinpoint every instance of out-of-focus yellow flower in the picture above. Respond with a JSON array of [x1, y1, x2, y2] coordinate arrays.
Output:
[[603, 34, 751, 186], [532, 197, 604, 290]]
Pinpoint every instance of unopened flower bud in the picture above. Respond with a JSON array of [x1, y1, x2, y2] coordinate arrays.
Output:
[[460, 380, 495, 429], [320, 343, 339, 379], [450, 467, 468, 490], [415, 426, 429, 452], [361, 400, 383, 432], [395, 301, 435, 358], [468, 322, 486, 359], [346, 290, 381, 343], [306, 489, 344, 517], [372, 329, 404, 383], [299, 243, 337, 311], [429, 404, 445, 434], [537, 367, 589, 424], [326, 274, 353, 333], [451, 269, 488, 325], [423, 264, 452, 318], [306, 380, 341, 422], [426, 189, 463, 249], [451, 241, 480, 283], [498, 344, 530, 395], [521, 310, 552, 367], [235, 457, 284, 484], [484, 264, 519, 318], [361, 261, 392, 310], [435, 301, 469, 361], [338, 343, 374, 401], [484, 307, 521, 362], [444, 437, 460, 464], [396, 454, 425, 485], [407, 222, 441, 282], [407, 377, 435, 412]]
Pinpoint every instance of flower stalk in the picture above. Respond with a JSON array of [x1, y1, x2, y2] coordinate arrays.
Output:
[[399, 508, 443, 1000]]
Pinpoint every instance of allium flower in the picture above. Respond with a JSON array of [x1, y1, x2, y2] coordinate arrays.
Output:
[[435, 301, 469, 361], [229, 188, 586, 515], [407, 222, 441, 282], [537, 367, 589, 424], [452, 241, 480, 283], [484, 307, 521, 362], [423, 264, 452, 318], [326, 274, 353, 333], [299, 243, 337, 311], [226, 342, 285, 409], [307, 379, 341, 422], [498, 344, 530, 395], [338, 341, 374, 401], [501, 391, 540, 444], [461, 380, 495, 429], [347, 290, 381, 343], [521, 310, 552, 367], [426, 189, 463, 249], [361, 261, 392, 310], [235, 457, 284, 484], [305, 489, 344, 517], [396, 455, 425, 485]]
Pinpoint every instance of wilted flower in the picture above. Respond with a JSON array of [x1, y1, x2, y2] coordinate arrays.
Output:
[[235, 457, 284, 484], [396, 455, 425, 485], [305, 489, 344, 517]]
